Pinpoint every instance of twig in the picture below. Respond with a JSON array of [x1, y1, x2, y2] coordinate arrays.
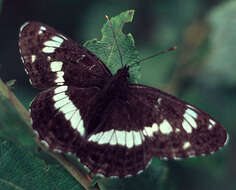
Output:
[[0, 78, 99, 190]]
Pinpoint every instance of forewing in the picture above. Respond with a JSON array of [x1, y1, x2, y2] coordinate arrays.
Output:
[[19, 22, 112, 89]]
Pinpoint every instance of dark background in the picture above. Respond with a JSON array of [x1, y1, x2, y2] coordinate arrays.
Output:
[[0, 0, 235, 190]]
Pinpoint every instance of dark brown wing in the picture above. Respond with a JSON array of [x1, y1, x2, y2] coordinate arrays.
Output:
[[82, 83, 228, 177], [30, 85, 100, 153], [19, 22, 112, 89]]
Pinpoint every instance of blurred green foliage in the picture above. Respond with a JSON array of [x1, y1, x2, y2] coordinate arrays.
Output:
[[0, 139, 84, 190], [0, 0, 235, 190], [201, 0, 236, 86]]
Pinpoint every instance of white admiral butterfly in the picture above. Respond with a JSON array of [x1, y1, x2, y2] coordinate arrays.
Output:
[[18, 20, 228, 178]]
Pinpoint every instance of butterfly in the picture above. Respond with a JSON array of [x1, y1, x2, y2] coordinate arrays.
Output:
[[18, 21, 228, 178]]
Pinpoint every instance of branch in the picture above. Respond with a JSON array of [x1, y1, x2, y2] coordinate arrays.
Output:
[[0, 78, 99, 190]]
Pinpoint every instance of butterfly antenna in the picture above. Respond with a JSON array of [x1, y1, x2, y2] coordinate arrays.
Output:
[[105, 15, 124, 67], [132, 46, 177, 67]]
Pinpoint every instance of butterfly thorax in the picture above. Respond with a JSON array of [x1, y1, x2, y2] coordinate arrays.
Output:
[[101, 66, 130, 100], [85, 66, 130, 135]]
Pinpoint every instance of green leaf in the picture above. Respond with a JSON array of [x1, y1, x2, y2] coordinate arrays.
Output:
[[0, 100, 35, 148], [84, 10, 141, 83], [200, 0, 236, 86], [0, 139, 84, 190]]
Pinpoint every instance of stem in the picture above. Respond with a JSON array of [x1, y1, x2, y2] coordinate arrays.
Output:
[[0, 78, 99, 190], [0, 79, 31, 126]]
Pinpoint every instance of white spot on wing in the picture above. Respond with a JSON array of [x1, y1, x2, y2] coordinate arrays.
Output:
[[209, 119, 216, 126], [182, 120, 192, 133], [54, 86, 68, 94], [160, 157, 168, 160], [58, 34, 68, 40], [59, 102, 76, 114], [76, 54, 86, 63], [110, 176, 119, 179], [146, 159, 152, 169], [133, 131, 142, 146], [224, 134, 230, 146], [185, 108, 198, 119], [124, 174, 132, 178], [55, 71, 65, 83], [126, 131, 134, 148], [159, 120, 173, 134], [88, 132, 100, 142], [74, 112, 84, 136], [109, 130, 117, 145], [21, 57, 24, 63], [143, 123, 159, 137], [143, 126, 153, 137], [173, 156, 182, 160], [41, 140, 49, 148], [50, 61, 63, 72], [44, 40, 61, 47], [183, 141, 191, 149], [152, 123, 159, 134], [140, 131, 145, 141], [67, 152, 72, 156], [70, 110, 81, 129], [53, 149, 62, 153], [31, 55, 36, 63], [42, 47, 56, 53], [98, 130, 113, 144], [157, 98, 162, 104], [38, 26, 46, 35], [53, 92, 66, 101], [65, 111, 74, 120], [175, 128, 180, 133], [116, 131, 126, 146], [137, 170, 143, 175], [24, 68, 28, 75], [20, 22, 29, 32], [184, 113, 197, 129], [51, 36, 64, 43], [88, 134, 96, 142], [95, 132, 104, 142], [187, 104, 197, 110], [40, 26, 46, 31], [56, 71, 64, 77], [54, 97, 70, 109], [208, 124, 213, 130]]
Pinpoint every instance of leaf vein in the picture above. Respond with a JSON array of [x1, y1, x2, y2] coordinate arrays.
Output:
[[0, 177, 25, 190]]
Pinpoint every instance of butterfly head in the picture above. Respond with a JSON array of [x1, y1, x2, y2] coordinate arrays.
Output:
[[103, 65, 130, 98], [116, 65, 130, 80]]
